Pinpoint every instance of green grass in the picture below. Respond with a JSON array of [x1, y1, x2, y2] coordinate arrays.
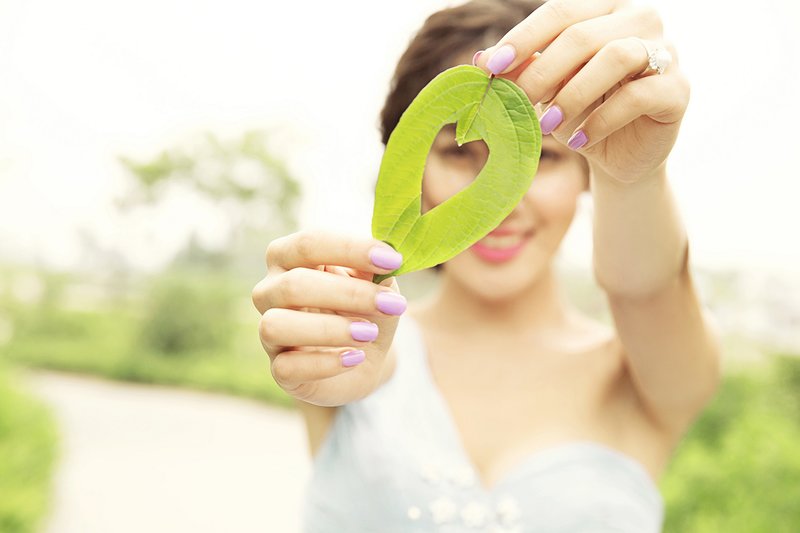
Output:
[[0, 366, 58, 533]]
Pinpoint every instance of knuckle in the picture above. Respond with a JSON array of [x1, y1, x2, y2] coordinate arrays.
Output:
[[546, 0, 575, 25], [343, 238, 361, 263], [609, 39, 640, 69], [671, 74, 691, 112], [278, 268, 305, 303], [251, 279, 265, 311], [270, 355, 293, 385], [265, 236, 286, 269], [622, 83, 646, 108], [259, 308, 282, 344], [520, 65, 548, 95], [588, 110, 612, 136], [664, 40, 679, 63], [294, 230, 316, 261], [677, 73, 691, 101], [321, 316, 343, 342], [562, 24, 592, 49], [635, 6, 663, 34], [344, 280, 367, 310], [561, 80, 587, 108]]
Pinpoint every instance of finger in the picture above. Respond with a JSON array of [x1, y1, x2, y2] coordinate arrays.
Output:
[[259, 308, 379, 356], [271, 348, 366, 391], [565, 65, 690, 152], [253, 267, 407, 317], [536, 36, 670, 138], [476, 0, 619, 76], [514, 7, 663, 106], [265, 230, 402, 275]]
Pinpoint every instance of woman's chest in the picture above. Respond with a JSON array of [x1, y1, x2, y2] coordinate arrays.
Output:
[[426, 343, 648, 487]]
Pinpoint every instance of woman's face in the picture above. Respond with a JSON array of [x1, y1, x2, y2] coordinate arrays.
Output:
[[422, 123, 588, 302]]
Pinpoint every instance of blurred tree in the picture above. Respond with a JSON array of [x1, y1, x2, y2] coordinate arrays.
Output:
[[118, 130, 301, 276], [117, 130, 302, 357]]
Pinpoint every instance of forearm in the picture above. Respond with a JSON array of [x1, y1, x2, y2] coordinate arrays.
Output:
[[591, 163, 688, 299]]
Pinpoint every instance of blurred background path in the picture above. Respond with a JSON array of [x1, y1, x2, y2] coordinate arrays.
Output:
[[26, 371, 310, 533]]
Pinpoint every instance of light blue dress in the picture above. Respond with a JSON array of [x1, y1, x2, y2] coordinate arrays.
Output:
[[302, 315, 664, 532]]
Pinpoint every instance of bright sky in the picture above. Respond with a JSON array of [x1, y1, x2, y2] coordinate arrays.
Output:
[[0, 0, 799, 274]]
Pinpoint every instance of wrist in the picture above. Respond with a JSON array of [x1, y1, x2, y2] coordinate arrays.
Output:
[[589, 161, 668, 189]]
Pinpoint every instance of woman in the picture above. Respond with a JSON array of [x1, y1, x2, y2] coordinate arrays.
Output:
[[251, 0, 721, 531]]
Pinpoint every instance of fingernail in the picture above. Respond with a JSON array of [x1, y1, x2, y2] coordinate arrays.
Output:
[[486, 44, 515, 75], [375, 291, 407, 315], [471, 50, 483, 66], [350, 321, 379, 342], [369, 245, 402, 270], [568, 129, 588, 150], [540, 105, 563, 135], [341, 349, 365, 367]]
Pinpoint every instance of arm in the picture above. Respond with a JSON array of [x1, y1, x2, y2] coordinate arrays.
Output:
[[474, 0, 722, 430], [591, 164, 721, 431]]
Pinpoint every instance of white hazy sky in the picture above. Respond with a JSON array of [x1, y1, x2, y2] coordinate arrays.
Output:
[[0, 0, 799, 274]]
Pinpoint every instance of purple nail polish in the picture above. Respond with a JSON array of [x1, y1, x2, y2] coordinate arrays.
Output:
[[486, 44, 515, 75], [540, 106, 563, 135], [341, 349, 365, 367], [369, 245, 402, 270], [350, 321, 379, 342], [375, 291, 407, 316], [471, 50, 483, 66], [568, 130, 588, 150]]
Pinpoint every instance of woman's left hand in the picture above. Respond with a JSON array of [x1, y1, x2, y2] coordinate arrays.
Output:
[[475, 0, 689, 183]]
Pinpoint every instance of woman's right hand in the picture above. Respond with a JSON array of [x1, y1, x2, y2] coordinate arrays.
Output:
[[251, 231, 407, 407]]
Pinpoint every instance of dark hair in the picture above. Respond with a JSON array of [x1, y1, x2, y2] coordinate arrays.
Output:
[[378, 0, 546, 271], [379, 0, 545, 146]]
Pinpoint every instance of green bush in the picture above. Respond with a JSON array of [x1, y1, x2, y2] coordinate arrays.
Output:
[[0, 367, 58, 533], [136, 270, 237, 356], [2, 298, 291, 408]]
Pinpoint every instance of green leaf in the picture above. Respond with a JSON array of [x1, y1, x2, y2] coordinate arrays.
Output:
[[371, 65, 541, 283]]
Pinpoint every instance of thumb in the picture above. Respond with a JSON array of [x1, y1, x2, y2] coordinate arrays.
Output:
[[378, 276, 400, 293]]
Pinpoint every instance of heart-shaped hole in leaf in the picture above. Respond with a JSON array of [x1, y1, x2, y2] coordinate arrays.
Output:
[[372, 66, 541, 283], [422, 124, 489, 213]]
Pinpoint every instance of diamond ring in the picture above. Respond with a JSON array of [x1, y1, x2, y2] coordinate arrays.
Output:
[[634, 38, 672, 76]]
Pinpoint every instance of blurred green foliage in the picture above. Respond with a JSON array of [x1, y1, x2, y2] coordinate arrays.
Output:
[[661, 355, 800, 532], [119, 131, 299, 210], [0, 267, 291, 407], [136, 270, 237, 356], [117, 130, 300, 277], [0, 365, 57, 533]]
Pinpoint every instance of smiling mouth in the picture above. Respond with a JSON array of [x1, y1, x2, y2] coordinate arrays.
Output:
[[470, 230, 534, 263]]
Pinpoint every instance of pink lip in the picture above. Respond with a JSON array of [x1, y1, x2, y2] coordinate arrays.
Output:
[[470, 233, 532, 263]]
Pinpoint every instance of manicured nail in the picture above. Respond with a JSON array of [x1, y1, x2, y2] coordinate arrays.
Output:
[[539, 105, 563, 135], [375, 291, 407, 315], [568, 129, 588, 150], [350, 321, 379, 342], [471, 50, 483, 66], [486, 44, 515, 75], [369, 245, 402, 270], [341, 349, 365, 367]]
